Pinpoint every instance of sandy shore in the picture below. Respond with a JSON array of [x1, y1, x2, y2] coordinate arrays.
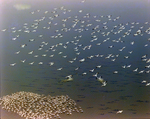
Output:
[[1, 106, 150, 119]]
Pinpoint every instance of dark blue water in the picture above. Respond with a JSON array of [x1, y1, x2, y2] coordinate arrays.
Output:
[[0, 0, 150, 119]]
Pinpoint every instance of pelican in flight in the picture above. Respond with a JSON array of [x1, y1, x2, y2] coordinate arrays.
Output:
[[10, 63, 16, 66], [96, 76, 107, 87], [61, 75, 73, 82], [116, 110, 123, 114]]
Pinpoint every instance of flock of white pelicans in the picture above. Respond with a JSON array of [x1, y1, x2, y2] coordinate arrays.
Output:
[[0, 91, 83, 119], [0, 0, 150, 118]]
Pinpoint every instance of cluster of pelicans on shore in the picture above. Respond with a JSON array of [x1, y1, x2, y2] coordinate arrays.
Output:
[[0, 0, 150, 118], [0, 91, 83, 119]]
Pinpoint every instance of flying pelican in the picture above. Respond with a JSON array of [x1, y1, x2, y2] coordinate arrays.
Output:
[[133, 68, 138, 72], [141, 80, 146, 83], [79, 58, 85, 63], [116, 110, 123, 114], [10, 63, 16, 66], [28, 51, 33, 54], [146, 83, 150, 86], [21, 59, 26, 63], [96, 76, 107, 87], [21, 44, 27, 48], [61, 75, 73, 82]]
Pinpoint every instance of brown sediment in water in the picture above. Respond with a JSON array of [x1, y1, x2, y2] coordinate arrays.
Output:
[[0, 91, 83, 119]]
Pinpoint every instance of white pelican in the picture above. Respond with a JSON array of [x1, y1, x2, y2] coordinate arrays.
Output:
[[28, 51, 33, 54], [61, 75, 73, 82], [79, 58, 85, 63], [96, 76, 107, 87], [57, 68, 63, 71], [113, 71, 118, 74], [141, 80, 146, 83], [15, 51, 20, 54], [116, 110, 123, 114], [38, 62, 43, 65], [21, 44, 27, 48], [133, 68, 138, 72], [29, 62, 34, 65], [10, 63, 16, 66], [21, 59, 26, 63], [49, 62, 54, 66], [146, 83, 150, 86]]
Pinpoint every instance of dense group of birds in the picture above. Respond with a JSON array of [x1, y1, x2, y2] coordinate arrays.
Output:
[[4, 5, 149, 85], [0, 0, 150, 118], [0, 91, 83, 119]]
